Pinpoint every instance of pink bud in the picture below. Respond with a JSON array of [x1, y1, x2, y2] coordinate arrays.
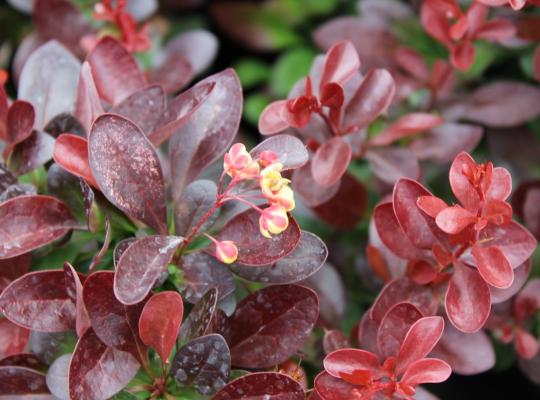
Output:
[[215, 240, 238, 264]]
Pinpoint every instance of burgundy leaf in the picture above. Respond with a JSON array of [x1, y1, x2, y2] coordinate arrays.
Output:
[[149, 54, 193, 94], [401, 358, 451, 386], [170, 333, 230, 395], [111, 85, 166, 135], [44, 113, 85, 138], [343, 68, 395, 131], [5, 100, 35, 152], [323, 330, 351, 355], [83, 271, 147, 363], [53, 134, 97, 187], [314, 371, 364, 400], [431, 320, 495, 375], [314, 173, 368, 229], [69, 328, 139, 400], [366, 147, 420, 185], [377, 302, 423, 359], [396, 316, 444, 374], [178, 287, 218, 343], [75, 62, 104, 134], [258, 100, 289, 135], [88, 114, 167, 234], [46, 353, 70, 400], [139, 291, 183, 362], [0, 270, 75, 332], [169, 69, 242, 199], [312, 137, 352, 187], [250, 134, 308, 171], [292, 162, 340, 207], [231, 230, 327, 284], [324, 348, 380, 379], [86, 37, 146, 105], [0, 319, 30, 358], [471, 245, 513, 289], [213, 372, 305, 400], [369, 113, 443, 147], [179, 252, 235, 304], [371, 278, 437, 322], [320, 40, 360, 89], [228, 285, 319, 368], [175, 180, 218, 237], [64, 263, 90, 337], [114, 235, 182, 305], [0, 353, 45, 370], [113, 238, 136, 268], [445, 263, 491, 333], [19, 41, 80, 129], [9, 130, 55, 176], [216, 208, 300, 266], [0, 366, 50, 396], [149, 81, 214, 147]]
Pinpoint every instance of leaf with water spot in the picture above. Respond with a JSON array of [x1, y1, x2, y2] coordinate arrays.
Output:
[[213, 372, 305, 400]]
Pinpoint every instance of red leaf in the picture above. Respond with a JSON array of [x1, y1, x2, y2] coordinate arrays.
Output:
[[311, 137, 352, 187], [87, 36, 146, 105], [170, 334, 230, 395], [371, 278, 437, 322], [451, 41, 475, 71], [485, 167, 512, 202], [314, 371, 365, 400], [0, 366, 50, 396], [515, 328, 539, 360], [69, 328, 139, 400], [324, 348, 379, 384], [396, 316, 444, 374], [259, 100, 289, 135], [8, 130, 55, 176], [83, 271, 147, 363], [88, 114, 167, 234], [445, 263, 491, 333], [169, 69, 242, 199], [490, 261, 531, 304], [471, 245, 513, 288], [476, 19, 516, 41], [435, 205, 476, 234], [0, 319, 30, 358], [400, 358, 451, 386], [395, 47, 430, 82], [228, 285, 319, 368], [369, 113, 443, 147], [0, 195, 76, 259], [320, 40, 360, 89], [53, 134, 97, 188], [250, 134, 308, 171], [377, 302, 423, 360], [114, 235, 182, 305], [0, 270, 75, 332], [417, 196, 448, 218], [343, 69, 395, 131], [178, 287, 218, 343], [216, 208, 301, 266], [5, 100, 35, 154], [139, 291, 183, 362], [64, 263, 90, 337], [75, 62, 104, 135], [213, 372, 305, 400], [111, 85, 166, 135], [449, 152, 480, 213]]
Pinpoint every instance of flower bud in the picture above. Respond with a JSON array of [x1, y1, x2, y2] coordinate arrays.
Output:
[[215, 240, 238, 264], [224, 143, 255, 178], [258, 150, 278, 168], [259, 205, 289, 238]]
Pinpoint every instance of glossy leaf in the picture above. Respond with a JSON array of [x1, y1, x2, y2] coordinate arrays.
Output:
[[471, 245, 513, 289], [19, 41, 81, 128], [179, 288, 218, 343], [216, 208, 300, 266], [69, 328, 139, 400], [213, 372, 305, 400], [174, 180, 218, 237], [86, 37, 146, 105], [53, 134, 97, 187], [231, 230, 327, 284], [0, 270, 75, 332], [83, 271, 147, 363], [377, 302, 423, 359], [179, 252, 235, 304], [114, 235, 182, 305], [88, 114, 167, 234], [111, 85, 166, 136], [435, 205, 476, 234], [312, 137, 352, 187], [324, 348, 380, 379], [139, 291, 183, 362], [171, 333, 230, 395], [0, 366, 50, 396], [169, 69, 242, 199], [250, 134, 308, 170], [446, 263, 491, 333]]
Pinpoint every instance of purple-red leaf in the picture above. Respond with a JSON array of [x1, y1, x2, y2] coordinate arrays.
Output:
[[445, 263, 491, 333], [160, 30, 218, 76], [401, 358, 451, 386], [178, 288, 218, 343], [323, 330, 351, 355], [53, 134, 97, 187], [377, 302, 423, 359], [8, 130, 55, 176], [69, 328, 139, 400], [86, 37, 146, 105], [75, 62, 103, 134], [292, 162, 340, 207], [250, 134, 308, 171], [0, 366, 50, 396], [324, 348, 380, 379], [435, 205, 476, 234], [88, 114, 167, 234], [114, 235, 182, 305], [227, 284, 319, 368], [5, 100, 34, 151], [258, 100, 289, 135], [312, 137, 352, 187], [139, 291, 183, 362], [216, 208, 300, 266], [369, 113, 443, 147], [449, 152, 479, 212], [0, 319, 30, 358], [169, 69, 242, 199], [366, 147, 420, 185], [314, 371, 363, 400], [63, 263, 90, 337], [0, 195, 76, 259], [471, 245, 513, 289], [171, 333, 230, 395], [320, 40, 360, 89], [0, 270, 75, 332], [175, 180, 218, 237], [213, 372, 305, 400]]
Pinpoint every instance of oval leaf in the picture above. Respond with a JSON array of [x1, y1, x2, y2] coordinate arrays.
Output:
[[213, 372, 304, 400], [0, 366, 50, 396], [53, 134, 97, 187], [174, 180, 218, 237], [250, 134, 308, 170], [377, 302, 423, 360], [312, 137, 352, 187], [179, 288, 218, 344]]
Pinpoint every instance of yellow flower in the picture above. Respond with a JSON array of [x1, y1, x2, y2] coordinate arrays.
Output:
[[215, 240, 238, 264], [259, 205, 289, 238]]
